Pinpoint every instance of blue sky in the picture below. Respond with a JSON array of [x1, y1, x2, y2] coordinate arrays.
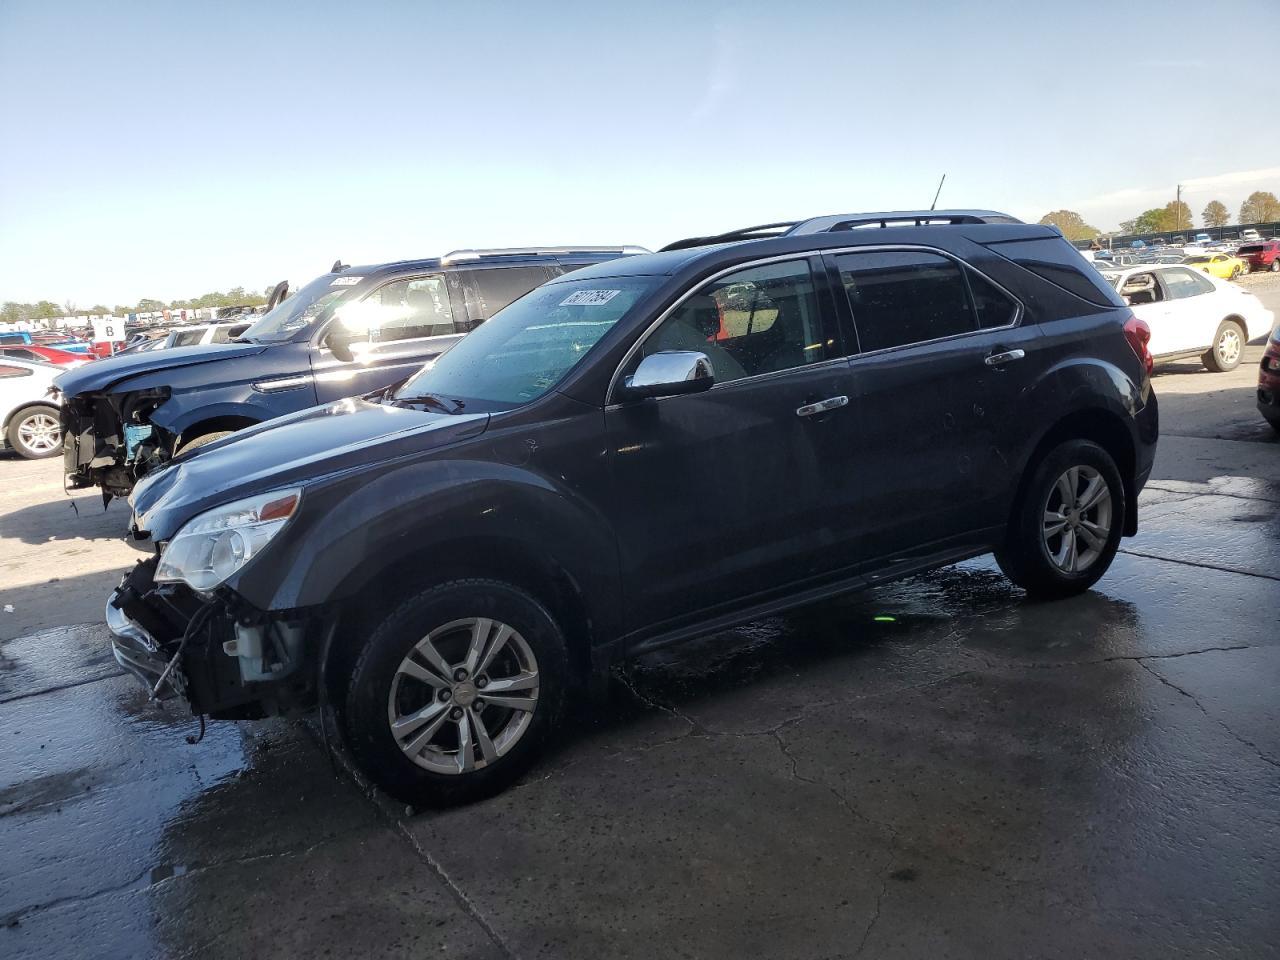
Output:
[[2, 0, 1278, 306]]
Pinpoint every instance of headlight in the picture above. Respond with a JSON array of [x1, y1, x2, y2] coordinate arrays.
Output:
[[155, 488, 301, 591]]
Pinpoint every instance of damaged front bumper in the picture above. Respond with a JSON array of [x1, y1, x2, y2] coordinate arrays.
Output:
[[106, 594, 184, 700], [106, 556, 321, 720], [62, 389, 171, 500]]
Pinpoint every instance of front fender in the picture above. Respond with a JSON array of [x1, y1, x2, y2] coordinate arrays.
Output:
[[229, 457, 623, 648], [148, 394, 293, 436]]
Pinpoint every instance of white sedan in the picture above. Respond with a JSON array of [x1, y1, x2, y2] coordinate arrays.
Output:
[[1098, 264, 1275, 372], [0, 356, 62, 459]]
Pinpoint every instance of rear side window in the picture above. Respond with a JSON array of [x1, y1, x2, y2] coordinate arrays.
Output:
[[1160, 268, 1214, 299], [172, 330, 204, 347], [1238, 245, 1263, 255], [987, 237, 1126, 308], [462, 266, 558, 321], [834, 250, 977, 351]]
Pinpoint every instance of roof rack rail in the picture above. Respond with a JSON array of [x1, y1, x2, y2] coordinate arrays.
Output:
[[441, 245, 650, 264], [660, 222, 798, 252], [791, 209, 1022, 234], [659, 210, 1022, 252]]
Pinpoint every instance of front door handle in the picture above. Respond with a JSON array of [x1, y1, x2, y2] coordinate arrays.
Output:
[[984, 348, 1026, 368], [796, 396, 849, 417]]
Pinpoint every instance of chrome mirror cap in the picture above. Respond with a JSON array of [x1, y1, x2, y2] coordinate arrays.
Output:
[[622, 351, 715, 399]]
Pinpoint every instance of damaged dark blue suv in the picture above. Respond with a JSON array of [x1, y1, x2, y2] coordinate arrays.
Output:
[[107, 211, 1158, 806], [57, 246, 644, 500]]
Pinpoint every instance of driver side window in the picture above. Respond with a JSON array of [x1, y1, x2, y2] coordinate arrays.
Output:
[[637, 260, 831, 386], [349, 276, 456, 344]]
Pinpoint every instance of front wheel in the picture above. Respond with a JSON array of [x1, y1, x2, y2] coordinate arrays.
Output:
[[343, 579, 568, 807], [7, 404, 62, 459], [1202, 319, 1245, 372], [995, 439, 1125, 599]]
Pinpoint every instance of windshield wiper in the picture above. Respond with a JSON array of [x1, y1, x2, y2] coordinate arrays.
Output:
[[393, 392, 464, 414]]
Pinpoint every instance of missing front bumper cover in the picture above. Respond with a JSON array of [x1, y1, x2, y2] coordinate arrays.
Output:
[[106, 597, 185, 700]]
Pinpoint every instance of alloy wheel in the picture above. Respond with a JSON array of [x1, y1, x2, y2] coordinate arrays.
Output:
[[17, 412, 60, 454], [1042, 465, 1113, 574], [1217, 327, 1242, 367], [386, 617, 539, 775]]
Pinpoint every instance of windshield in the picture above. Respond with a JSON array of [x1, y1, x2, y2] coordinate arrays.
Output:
[[396, 275, 657, 410], [241, 272, 359, 342]]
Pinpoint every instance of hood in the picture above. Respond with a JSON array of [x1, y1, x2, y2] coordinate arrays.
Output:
[[53, 342, 268, 396], [129, 398, 489, 541]]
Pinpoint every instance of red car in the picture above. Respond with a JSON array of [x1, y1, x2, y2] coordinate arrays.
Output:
[[1259, 329, 1280, 435], [0, 344, 89, 366], [1237, 240, 1280, 274]]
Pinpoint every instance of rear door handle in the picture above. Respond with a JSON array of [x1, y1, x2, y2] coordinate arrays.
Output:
[[796, 396, 849, 417], [984, 349, 1026, 368]]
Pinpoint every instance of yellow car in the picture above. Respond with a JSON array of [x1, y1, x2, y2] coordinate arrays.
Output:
[[1183, 252, 1249, 280]]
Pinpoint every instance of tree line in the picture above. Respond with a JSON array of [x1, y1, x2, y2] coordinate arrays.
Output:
[[1039, 190, 1280, 242], [1, 285, 277, 323]]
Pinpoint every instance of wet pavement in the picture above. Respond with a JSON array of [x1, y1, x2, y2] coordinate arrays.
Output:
[[2, 342, 1278, 958]]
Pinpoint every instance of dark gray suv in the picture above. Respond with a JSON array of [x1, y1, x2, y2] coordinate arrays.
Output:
[[108, 210, 1158, 805]]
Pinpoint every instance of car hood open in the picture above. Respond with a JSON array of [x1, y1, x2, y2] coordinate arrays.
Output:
[[129, 398, 490, 542], [53, 342, 268, 396]]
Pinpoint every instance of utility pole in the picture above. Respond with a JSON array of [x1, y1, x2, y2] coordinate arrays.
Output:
[[1176, 183, 1183, 232]]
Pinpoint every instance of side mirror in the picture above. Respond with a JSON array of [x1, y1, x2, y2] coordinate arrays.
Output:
[[325, 327, 356, 363], [621, 350, 715, 400]]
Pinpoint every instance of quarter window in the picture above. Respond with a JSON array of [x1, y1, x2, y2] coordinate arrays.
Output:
[[835, 250, 977, 351], [638, 259, 831, 385]]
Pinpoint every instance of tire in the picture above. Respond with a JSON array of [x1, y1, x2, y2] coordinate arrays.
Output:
[[1201, 319, 1245, 372], [343, 579, 568, 807], [6, 404, 62, 459], [995, 439, 1125, 599], [176, 430, 233, 454], [1271, 260, 1279, 273], [1230, 266, 1240, 279]]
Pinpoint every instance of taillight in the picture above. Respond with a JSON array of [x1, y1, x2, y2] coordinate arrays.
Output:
[[1123, 314, 1154, 378]]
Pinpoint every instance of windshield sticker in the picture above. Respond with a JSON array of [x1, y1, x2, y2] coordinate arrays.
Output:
[[330, 276, 363, 286], [560, 289, 621, 307]]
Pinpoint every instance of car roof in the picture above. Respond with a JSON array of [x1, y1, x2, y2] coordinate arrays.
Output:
[[555, 220, 1059, 282]]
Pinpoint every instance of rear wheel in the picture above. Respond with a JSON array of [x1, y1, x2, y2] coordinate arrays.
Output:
[[7, 404, 61, 459], [1202, 319, 1244, 372], [1271, 260, 1279, 273], [343, 579, 568, 806], [995, 439, 1125, 599]]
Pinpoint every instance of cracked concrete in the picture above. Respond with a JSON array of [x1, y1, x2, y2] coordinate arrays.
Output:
[[2, 336, 1279, 958]]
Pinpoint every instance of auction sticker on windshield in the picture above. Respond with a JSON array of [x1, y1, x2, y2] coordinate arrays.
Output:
[[330, 276, 363, 286], [560, 289, 621, 306]]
